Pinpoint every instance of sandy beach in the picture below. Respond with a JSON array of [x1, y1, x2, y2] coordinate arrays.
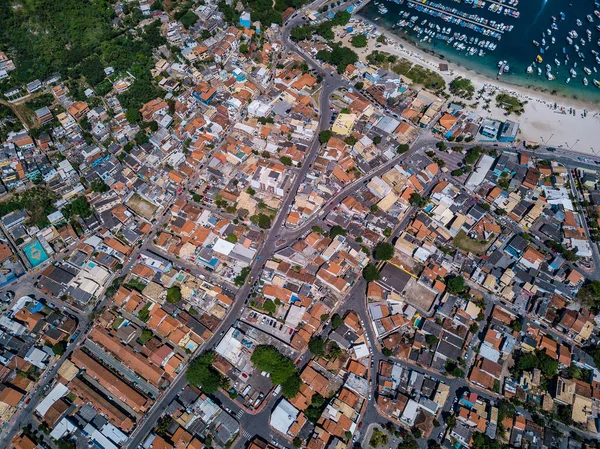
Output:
[[335, 18, 600, 156]]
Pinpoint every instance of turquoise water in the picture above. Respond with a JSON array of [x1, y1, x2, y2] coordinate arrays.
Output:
[[23, 240, 49, 267], [360, 0, 600, 103]]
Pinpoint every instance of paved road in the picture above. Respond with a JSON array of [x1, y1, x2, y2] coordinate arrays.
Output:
[[0, 295, 88, 447]]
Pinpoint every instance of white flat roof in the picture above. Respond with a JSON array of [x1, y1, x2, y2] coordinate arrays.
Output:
[[213, 238, 235, 256], [270, 399, 299, 435], [36, 382, 68, 417]]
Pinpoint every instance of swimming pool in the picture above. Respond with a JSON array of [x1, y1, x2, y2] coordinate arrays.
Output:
[[23, 240, 49, 267]]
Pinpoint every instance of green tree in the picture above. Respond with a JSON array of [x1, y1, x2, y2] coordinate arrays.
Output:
[[234, 267, 251, 286], [509, 319, 522, 332], [186, 351, 223, 394], [363, 263, 380, 282], [446, 275, 466, 295], [280, 156, 293, 166], [373, 242, 394, 260], [350, 34, 368, 48], [180, 10, 199, 28], [62, 196, 93, 219], [91, 178, 110, 193], [156, 416, 172, 436], [252, 213, 272, 229], [263, 299, 276, 314], [425, 335, 439, 347], [308, 336, 326, 356], [471, 432, 505, 449], [331, 313, 343, 329], [319, 130, 332, 144], [52, 341, 67, 356], [316, 44, 358, 73], [329, 225, 347, 238], [449, 76, 475, 99], [57, 439, 76, 449], [397, 143, 409, 153], [166, 286, 182, 303], [444, 360, 465, 378], [126, 108, 141, 124], [251, 345, 300, 397], [372, 135, 382, 145], [344, 135, 358, 146], [409, 193, 427, 208]]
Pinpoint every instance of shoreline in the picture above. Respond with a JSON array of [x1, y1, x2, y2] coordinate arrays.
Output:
[[342, 15, 600, 155], [357, 15, 600, 111]]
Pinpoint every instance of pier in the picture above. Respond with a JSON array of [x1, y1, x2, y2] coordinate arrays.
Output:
[[407, 0, 506, 34], [486, 0, 517, 12]]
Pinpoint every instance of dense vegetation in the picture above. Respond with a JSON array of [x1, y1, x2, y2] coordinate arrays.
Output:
[[316, 45, 358, 74], [373, 242, 394, 260], [166, 286, 182, 304], [0, 187, 59, 228], [363, 263, 381, 282], [186, 351, 225, 394], [250, 345, 301, 398], [578, 280, 600, 311], [446, 275, 466, 295], [495, 93, 526, 115], [62, 196, 94, 220], [449, 77, 475, 99], [350, 34, 368, 48], [0, 104, 20, 140], [366, 50, 397, 66], [0, 0, 166, 111], [391, 58, 446, 91], [512, 349, 558, 379]]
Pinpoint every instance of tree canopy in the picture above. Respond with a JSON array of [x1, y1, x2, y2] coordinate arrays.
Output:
[[373, 242, 394, 260], [449, 76, 475, 99], [62, 196, 94, 219], [0, 187, 59, 228], [251, 345, 301, 398], [329, 225, 347, 238], [331, 313, 343, 329], [308, 336, 326, 356], [166, 286, 182, 304], [350, 34, 368, 48], [446, 275, 466, 295], [0, 1, 166, 94], [513, 350, 558, 378], [319, 130, 332, 144], [363, 263, 381, 282], [316, 45, 358, 73], [409, 193, 427, 208], [186, 351, 223, 394]]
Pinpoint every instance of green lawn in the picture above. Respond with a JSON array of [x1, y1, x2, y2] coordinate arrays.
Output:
[[452, 230, 492, 256]]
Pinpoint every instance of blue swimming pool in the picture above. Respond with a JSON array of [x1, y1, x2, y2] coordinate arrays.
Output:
[[23, 240, 49, 267]]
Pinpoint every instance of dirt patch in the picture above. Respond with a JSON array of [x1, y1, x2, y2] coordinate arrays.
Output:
[[126, 194, 158, 220]]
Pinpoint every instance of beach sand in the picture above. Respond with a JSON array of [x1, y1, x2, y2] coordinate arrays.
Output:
[[336, 19, 600, 156]]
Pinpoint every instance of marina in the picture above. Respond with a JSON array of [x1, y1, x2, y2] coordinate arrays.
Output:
[[360, 0, 600, 100]]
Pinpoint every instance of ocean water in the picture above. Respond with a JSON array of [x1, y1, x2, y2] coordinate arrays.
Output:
[[359, 0, 600, 103]]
